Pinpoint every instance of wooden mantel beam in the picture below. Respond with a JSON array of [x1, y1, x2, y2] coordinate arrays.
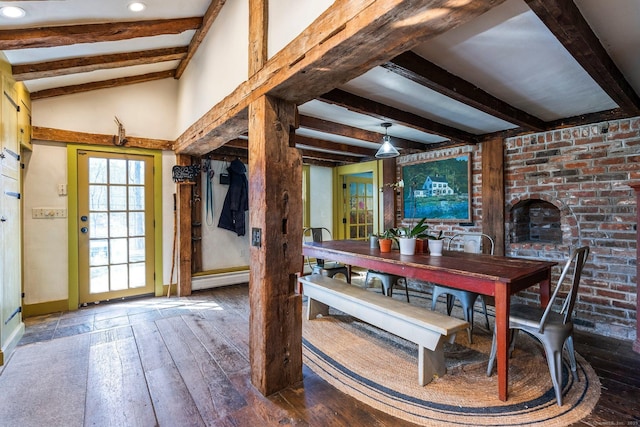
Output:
[[174, 0, 507, 155], [32, 126, 173, 151]]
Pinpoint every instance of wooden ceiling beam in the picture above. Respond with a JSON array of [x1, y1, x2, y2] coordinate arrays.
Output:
[[318, 89, 477, 145], [13, 47, 187, 81], [174, 0, 506, 154], [525, 0, 640, 115], [206, 138, 348, 166], [298, 114, 425, 150], [175, 0, 226, 79], [383, 51, 547, 132], [30, 70, 175, 100], [294, 134, 374, 157], [0, 17, 202, 50], [32, 126, 173, 150]]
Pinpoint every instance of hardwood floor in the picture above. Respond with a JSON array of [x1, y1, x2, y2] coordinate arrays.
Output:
[[4, 283, 639, 426]]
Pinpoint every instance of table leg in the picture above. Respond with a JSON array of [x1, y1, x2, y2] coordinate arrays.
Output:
[[494, 282, 510, 401], [539, 269, 552, 308]]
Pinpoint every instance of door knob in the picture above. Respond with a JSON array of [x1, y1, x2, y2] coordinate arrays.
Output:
[[0, 216, 7, 222], [80, 227, 88, 233]]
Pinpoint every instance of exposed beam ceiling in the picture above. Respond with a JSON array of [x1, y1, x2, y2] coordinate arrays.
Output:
[[4, 0, 640, 168]]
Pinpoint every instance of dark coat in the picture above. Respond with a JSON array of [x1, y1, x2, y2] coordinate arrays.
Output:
[[218, 159, 248, 236]]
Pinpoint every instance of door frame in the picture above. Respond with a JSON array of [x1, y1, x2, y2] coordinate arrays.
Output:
[[67, 144, 164, 310], [332, 160, 383, 240]]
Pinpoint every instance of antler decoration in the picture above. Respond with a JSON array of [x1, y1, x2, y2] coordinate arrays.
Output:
[[113, 116, 128, 146]]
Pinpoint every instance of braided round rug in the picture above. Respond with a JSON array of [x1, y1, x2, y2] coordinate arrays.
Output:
[[302, 291, 600, 427]]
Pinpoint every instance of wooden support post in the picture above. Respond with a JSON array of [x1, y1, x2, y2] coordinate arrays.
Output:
[[176, 154, 193, 296], [382, 157, 397, 231], [249, 0, 268, 76], [248, 95, 303, 395], [482, 137, 505, 256], [191, 157, 203, 273]]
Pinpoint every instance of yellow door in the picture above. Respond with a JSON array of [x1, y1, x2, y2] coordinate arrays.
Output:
[[344, 175, 374, 240], [77, 151, 155, 304]]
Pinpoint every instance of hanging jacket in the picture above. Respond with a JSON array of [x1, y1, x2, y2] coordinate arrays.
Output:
[[218, 159, 248, 236]]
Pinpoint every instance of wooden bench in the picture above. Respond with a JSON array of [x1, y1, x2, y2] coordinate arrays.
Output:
[[298, 274, 469, 386]]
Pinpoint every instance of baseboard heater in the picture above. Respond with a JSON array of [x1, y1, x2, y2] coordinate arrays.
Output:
[[191, 269, 250, 291]]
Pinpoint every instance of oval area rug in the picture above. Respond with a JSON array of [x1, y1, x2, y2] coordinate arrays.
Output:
[[302, 296, 600, 427]]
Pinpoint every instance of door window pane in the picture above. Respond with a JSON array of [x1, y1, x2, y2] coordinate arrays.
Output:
[[109, 159, 127, 184], [89, 158, 107, 183], [128, 186, 144, 210], [90, 212, 108, 238], [109, 212, 127, 237], [109, 186, 127, 210], [129, 212, 145, 236], [128, 160, 144, 185], [90, 240, 109, 266], [90, 266, 109, 294], [110, 238, 128, 264], [129, 238, 145, 263], [129, 263, 146, 288], [110, 264, 128, 291], [89, 185, 108, 211]]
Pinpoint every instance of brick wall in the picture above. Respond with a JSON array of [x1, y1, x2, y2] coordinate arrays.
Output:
[[505, 117, 639, 341], [398, 117, 639, 342]]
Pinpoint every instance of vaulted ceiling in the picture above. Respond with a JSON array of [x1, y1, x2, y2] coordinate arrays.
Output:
[[2, 0, 639, 167]]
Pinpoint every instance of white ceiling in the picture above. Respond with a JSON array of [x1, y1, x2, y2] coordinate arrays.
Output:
[[1, 0, 639, 159]]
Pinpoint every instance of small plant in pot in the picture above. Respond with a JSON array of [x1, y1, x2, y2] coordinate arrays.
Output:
[[377, 229, 396, 253], [426, 230, 445, 256], [395, 218, 430, 255]]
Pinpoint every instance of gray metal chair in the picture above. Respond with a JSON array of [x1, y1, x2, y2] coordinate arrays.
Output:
[[364, 271, 410, 302], [430, 233, 494, 343], [486, 246, 590, 407], [303, 227, 351, 283]]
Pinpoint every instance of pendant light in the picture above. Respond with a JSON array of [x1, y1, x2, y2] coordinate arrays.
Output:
[[375, 122, 399, 158]]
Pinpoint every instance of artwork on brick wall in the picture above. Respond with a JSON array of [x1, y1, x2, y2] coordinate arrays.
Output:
[[400, 154, 471, 221]]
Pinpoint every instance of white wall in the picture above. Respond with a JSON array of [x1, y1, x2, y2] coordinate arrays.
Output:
[[32, 78, 179, 140], [309, 166, 333, 231], [200, 160, 250, 270], [22, 142, 69, 304], [176, 0, 248, 135], [268, 0, 335, 58]]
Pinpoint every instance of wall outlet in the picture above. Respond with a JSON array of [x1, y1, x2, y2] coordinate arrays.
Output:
[[32, 208, 67, 218]]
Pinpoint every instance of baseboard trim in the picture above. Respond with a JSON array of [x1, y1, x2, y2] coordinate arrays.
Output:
[[192, 268, 250, 291], [22, 299, 69, 318]]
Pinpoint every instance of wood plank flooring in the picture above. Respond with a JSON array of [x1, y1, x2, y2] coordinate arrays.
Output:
[[3, 283, 639, 426]]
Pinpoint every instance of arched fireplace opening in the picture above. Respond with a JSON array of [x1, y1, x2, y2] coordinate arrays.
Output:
[[510, 199, 562, 244]]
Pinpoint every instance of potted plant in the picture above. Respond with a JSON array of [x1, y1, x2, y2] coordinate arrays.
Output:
[[426, 230, 445, 256], [394, 218, 430, 255], [377, 229, 396, 253]]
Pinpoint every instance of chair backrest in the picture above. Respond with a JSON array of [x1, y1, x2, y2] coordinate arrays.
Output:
[[539, 246, 590, 331], [447, 233, 495, 255], [303, 227, 332, 266]]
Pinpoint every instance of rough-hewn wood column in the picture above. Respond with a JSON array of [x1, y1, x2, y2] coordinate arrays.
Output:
[[482, 137, 505, 256], [382, 157, 397, 231], [176, 154, 193, 296], [248, 95, 303, 395]]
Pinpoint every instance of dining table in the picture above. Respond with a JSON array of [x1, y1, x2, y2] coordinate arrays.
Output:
[[302, 239, 557, 402]]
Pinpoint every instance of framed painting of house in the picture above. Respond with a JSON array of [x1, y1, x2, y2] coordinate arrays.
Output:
[[400, 154, 471, 221]]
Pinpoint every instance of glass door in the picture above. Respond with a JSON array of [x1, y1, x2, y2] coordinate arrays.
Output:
[[345, 175, 374, 240], [77, 151, 155, 304]]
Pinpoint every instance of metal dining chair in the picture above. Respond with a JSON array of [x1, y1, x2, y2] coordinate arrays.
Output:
[[430, 233, 494, 343], [486, 246, 590, 407], [303, 227, 351, 283]]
